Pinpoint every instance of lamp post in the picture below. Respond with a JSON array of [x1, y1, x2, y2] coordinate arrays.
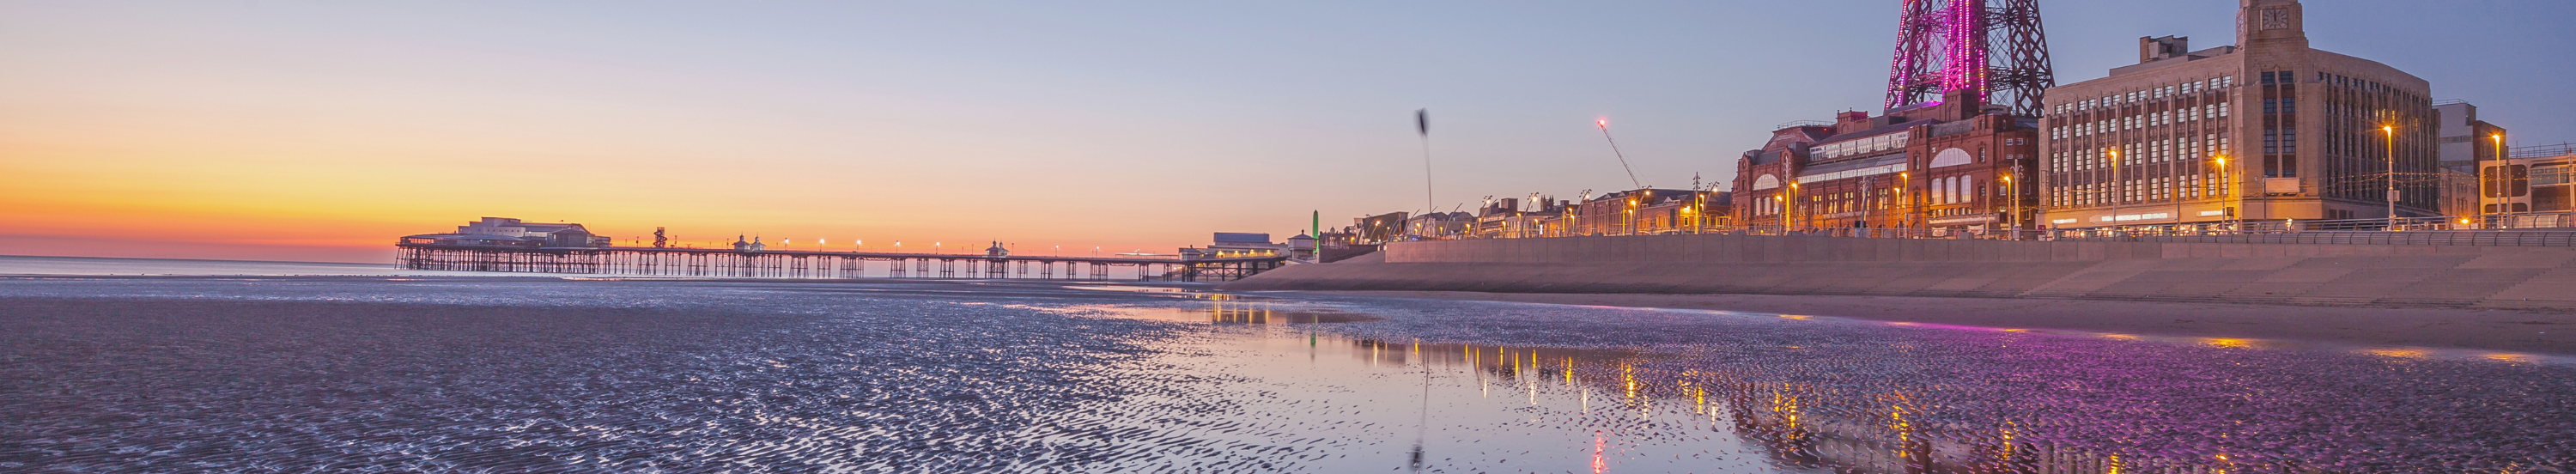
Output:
[[1899, 172, 1911, 234], [1787, 182, 1801, 233], [2110, 148, 2122, 234], [2488, 132, 2503, 228], [2384, 125, 2397, 230], [2003, 173, 2017, 240], [2215, 155, 2233, 231], [1773, 195, 1787, 234]]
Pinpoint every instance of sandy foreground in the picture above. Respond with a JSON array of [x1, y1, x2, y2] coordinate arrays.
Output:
[[1286, 290, 2576, 355]]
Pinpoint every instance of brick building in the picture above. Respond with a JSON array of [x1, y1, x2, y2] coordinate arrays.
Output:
[[1730, 88, 2041, 234]]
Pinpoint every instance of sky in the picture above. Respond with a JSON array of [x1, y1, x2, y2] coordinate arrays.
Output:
[[3, 0, 2571, 263]]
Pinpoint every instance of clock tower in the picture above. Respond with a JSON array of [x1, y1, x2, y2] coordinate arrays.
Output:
[[2239, 0, 2309, 49]]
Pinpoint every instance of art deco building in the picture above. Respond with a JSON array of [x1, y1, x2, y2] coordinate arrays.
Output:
[[2038, 0, 2438, 229]]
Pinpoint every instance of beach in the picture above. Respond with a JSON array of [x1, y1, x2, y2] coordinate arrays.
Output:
[[5, 275, 2574, 472]]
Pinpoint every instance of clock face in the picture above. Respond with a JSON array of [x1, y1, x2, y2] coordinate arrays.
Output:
[[2260, 9, 2292, 30]]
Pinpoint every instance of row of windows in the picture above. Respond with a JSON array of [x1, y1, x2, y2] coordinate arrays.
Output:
[[1808, 134, 1910, 161], [2275, 70, 2409, 94], [2263, 129, 2299, 155], [1932, 176, 1979, 205], [2049, 173, 2229, 207], [2052, 102, 2227, 139], [1746, 176, 1993, 216], [2050, 76, 2236, 115], [2051, 134, 2233, 173]]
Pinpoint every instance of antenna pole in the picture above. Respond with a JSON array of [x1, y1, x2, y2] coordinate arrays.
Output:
[[1418, 109, 1436, 231], [1597, 120, 1643, 188]]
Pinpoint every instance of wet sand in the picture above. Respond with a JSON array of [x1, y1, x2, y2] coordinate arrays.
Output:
[[1288, 290, 2576, 355], [9, 277, 2576, 471]]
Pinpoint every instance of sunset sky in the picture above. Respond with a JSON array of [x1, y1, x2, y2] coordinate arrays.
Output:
[[5, 1, 2571, 263]]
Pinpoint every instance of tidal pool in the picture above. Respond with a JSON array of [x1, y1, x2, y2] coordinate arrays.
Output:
[[1, 277, 2568, 472]]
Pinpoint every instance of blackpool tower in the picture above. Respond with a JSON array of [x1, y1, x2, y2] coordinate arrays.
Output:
[[1882, 0, 2053, 117]]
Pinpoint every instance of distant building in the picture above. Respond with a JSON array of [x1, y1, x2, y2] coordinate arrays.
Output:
[[2039, 0, 2439, 230], [2435, 101, 2509, 173], [2484, 144, 2576, 216], [1473, 197, 1572, 239], [1182, 233, 1291, 259], [1404, 212, 1473, 240], [1354, 212, 1409, 243], [1572, 189, 1728, 235], [400, 217, 609, 248], [1285, 233, 1317, 260], [1210, 233, 1286, 257], [2433, 101, 2518, 216]]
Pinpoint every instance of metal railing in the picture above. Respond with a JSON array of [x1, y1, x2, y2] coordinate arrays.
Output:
[[1400, 212, 2576, 247], [2057, 230, 2576, 247]]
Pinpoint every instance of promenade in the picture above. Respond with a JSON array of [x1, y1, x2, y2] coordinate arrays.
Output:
[[1224, 233, 2576, 310]]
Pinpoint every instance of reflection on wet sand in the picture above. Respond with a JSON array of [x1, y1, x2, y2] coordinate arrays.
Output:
[[1159, 301, 2375, 473], [14, 278, 2557, 473]]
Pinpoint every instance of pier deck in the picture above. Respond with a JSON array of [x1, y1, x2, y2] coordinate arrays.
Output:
[[397, 244, 1285, 282]]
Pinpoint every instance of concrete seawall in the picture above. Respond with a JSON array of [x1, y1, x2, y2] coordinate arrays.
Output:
[[1221, 234, 2576, 310]]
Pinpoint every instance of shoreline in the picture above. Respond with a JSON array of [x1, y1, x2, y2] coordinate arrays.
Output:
[[1277, 290, 2576, 355]]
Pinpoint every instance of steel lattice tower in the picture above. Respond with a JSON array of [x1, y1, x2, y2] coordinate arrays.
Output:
[[1882, 0, 2053, 117]]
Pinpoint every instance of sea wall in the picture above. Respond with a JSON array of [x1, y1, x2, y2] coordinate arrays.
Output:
[[1221, 234, 2576, 310]]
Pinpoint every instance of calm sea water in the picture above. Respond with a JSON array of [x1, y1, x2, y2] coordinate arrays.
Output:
[[2, 264, 2571, 472], [0, 255, 405, 276]]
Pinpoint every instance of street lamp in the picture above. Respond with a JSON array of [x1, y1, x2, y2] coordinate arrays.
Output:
[[1625, 198, 1637, 235], [1773, 195, 1786, 234], [1788, 182, 1801, 232], [1899, 172, 1911, 232], [2002, 174, 2016, 240], [2489, 132, 2505, 228], [2384, 125, 2397, 230], [2215, 155, 2234, 231]]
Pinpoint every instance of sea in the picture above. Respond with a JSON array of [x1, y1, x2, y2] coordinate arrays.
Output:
[[2, 255, 2571, 472]]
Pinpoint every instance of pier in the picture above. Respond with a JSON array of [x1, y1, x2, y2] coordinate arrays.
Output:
[[397, 244, 1285, 282]]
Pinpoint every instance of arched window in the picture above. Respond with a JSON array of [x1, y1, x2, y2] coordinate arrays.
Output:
[[1930, 148, 1973, 168]]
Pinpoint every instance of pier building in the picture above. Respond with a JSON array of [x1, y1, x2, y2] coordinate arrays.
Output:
[[399, 217, 609, 248]]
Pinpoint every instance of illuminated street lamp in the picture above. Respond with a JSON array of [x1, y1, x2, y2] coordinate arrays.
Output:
[[2002, 174, 2016, 240], [2214, 155, 2235, 230], [1787, 182, 1801, 232], [2384, 125, 2397, 230], [2488, 132, 2505, 228], [1899, 172, 1911, 232]]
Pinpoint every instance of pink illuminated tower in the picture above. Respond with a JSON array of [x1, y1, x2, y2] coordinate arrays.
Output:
[[1883, 0, 2052, 116]]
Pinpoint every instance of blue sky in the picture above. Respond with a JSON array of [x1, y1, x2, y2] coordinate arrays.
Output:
[[3, 0, 2569, 260]]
